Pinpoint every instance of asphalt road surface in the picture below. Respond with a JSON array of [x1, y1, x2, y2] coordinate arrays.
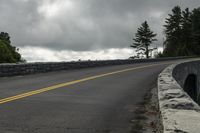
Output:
[[0, 61, 176, 133]]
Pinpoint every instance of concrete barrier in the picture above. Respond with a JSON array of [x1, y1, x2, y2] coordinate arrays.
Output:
[[158, 59, 200, 133], [0, 57, 190, 77]]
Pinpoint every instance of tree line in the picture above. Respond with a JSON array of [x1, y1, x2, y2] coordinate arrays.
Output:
[[132, 6, 200, 58], [0, 32, 22, 63], [163, 6, 200, 57]]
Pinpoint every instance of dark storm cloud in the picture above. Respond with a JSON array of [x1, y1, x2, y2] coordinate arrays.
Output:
[[0, 0, 199, 51]]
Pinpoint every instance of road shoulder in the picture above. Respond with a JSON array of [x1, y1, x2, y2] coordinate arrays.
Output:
[[130, 87, 162, 133]]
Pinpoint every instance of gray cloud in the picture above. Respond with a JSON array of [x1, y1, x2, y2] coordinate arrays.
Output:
[[0, 0, 199, 52]]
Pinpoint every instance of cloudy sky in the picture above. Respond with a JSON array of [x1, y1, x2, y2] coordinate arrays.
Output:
[[0, 0, 199, 62]]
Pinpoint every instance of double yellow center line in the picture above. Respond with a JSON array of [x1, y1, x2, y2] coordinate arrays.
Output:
[[0, 62, 172, 105]]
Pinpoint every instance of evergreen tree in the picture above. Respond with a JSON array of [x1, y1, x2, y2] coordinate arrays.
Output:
[[191, 7, 200, 55], [131, 21, 157, 58], [162, 6, 200, 57], [0, 32, 22, 63], [163, 6, 182, 56], [179, 8, 193, 55]]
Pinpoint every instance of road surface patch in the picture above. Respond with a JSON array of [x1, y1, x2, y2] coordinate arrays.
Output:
[[0, 62, 172, 105]]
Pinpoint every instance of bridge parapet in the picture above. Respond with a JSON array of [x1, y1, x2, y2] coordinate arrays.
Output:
[[0, 57, 190, 77], [158, 59, 200, 133]]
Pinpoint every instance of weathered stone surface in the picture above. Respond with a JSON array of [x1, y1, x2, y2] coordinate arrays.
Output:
[[158, 59, 200, 133]]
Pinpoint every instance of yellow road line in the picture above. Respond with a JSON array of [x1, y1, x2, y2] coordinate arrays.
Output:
[[0, 62, 172, 105]]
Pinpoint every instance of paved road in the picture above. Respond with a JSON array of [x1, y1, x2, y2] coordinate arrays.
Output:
[[0, 61, 175, 133]]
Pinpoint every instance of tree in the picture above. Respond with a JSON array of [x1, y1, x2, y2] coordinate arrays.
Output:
[[162, 6, 200, 57], [163, 6, 182, 56], [0, 32, 11, 43], [191, 7, 200, 55], [131, 21, 157, 58], [0, 32, 22, 63], [179, 8, 193, 55]]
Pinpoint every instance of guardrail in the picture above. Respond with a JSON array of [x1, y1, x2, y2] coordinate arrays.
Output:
[[158, 59, 200, 133], [0, 57, 191, 77]]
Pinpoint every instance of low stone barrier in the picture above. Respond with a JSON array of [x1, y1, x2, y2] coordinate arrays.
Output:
[[0, 57, 189, 77], [158, 59, 200, 133]]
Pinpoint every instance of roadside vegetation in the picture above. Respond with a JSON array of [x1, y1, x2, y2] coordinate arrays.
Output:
[[131, 6, 200, 58], [0, 32, 23, 63], [163, 6, 200, 57]]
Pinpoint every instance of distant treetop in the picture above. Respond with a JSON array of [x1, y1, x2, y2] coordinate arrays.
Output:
[[0, 32, 23, 63]]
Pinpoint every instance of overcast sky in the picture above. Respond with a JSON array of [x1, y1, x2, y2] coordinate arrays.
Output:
[[0, 0, 199, 62]]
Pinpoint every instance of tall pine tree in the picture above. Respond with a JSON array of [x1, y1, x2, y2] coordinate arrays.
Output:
[[191, 7, 200, 55], [179, 8, 193, 55], [163, 6, 200, 57], [163, 6, 182, 56], [131, 21, 157, 58]]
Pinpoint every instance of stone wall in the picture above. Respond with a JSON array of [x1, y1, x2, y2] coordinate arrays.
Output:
[[0, 57, 188, 77], [158, 59, 200, 133]]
